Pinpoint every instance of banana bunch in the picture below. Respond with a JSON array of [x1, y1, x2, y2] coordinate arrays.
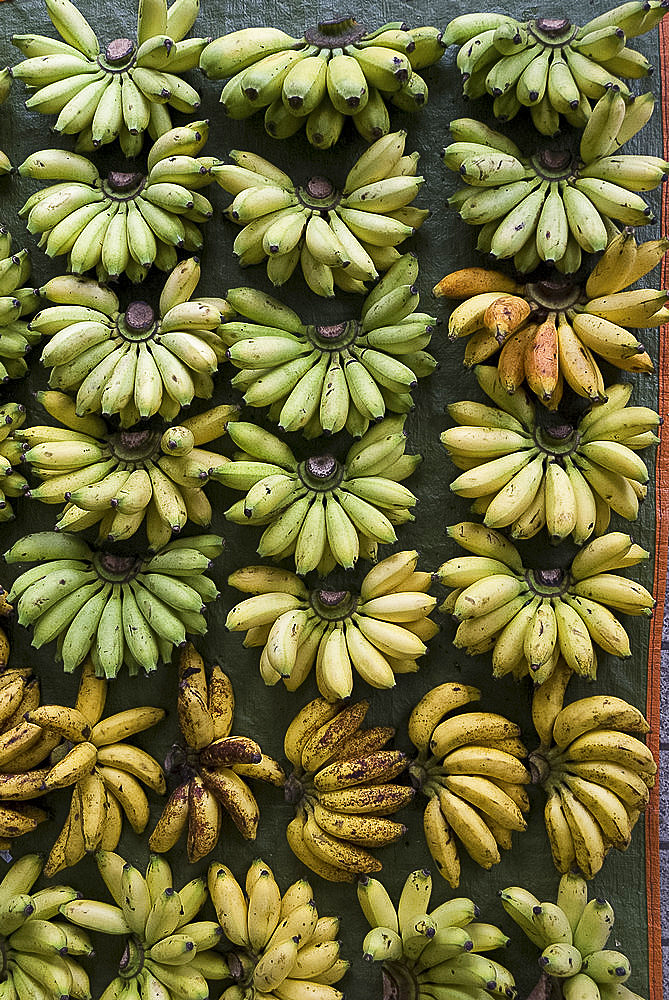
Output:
[[358, 868, 516, 1000], [443, 3, 667, 134], [19, 390, 237, 547], [213, 415, 420, 572], [407, 682, 529, 885], [434, 237, 669, 402], [201, 17, 445, 148], [284, 697, 414, 882], [12, 0, 207, 155], [530, 679, 656, 878], [0, 229, 41, 381], [226, 551, 438, 699], [436, 523, 655, 683], [210, 858, 349, 999], [441, 366, 660, 543], [5, 530, 223, 676], [62, 850, 229, 1000], [31, 263, 230, 425], [18, 124, 215, 282], [0, 853, 93, 1000], [441, 101, 669, 271], [0, 402, 28, 521], [150, 644, 284, 860], [502, 873, 646, 999], [212, 132, 428, 297], [222, 256, 438, 437]]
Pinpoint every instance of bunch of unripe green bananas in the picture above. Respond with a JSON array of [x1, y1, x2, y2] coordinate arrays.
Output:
[[444, 1, 666, 134], [443, 96, 669, 272], [211, 415, 420, 573], [11, 0, 207, 155], [0, 229, 41, 381], [0, 402, 28, 522], [30, 263, 230, 425], [18, 122, 215, 282], [5, 530, 222, 677], [212, 132, 428, 297], [200, 18, 445, 147], [221, 256, 437, 438]]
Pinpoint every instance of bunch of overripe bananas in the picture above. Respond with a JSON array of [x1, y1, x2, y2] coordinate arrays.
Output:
[[358, 868, 516, 1000], [19, 389, 236, 546], [441, 366, 659, 543], [5, 530, 222, 676], [0, 854, 93, 1000], [212, 132, 428, 296], [150, 644, 284, 860], [284, 697, 413, 881], [226, 551, 437, 698], [434, 232, 669, 403], [200, 18, 445, 146], [0, 230, 41, 381], [31, 264, 230, 425], [209, 858, 349, 998], [442, 99, 669, 271], [12, 0, 207, 154], [63, 850, 229, 1000], [407, 682, 529, 885], [0, 402, 28, 522], [436, 523, 654, 683], [19, 123, 215, 281], [443, 3, 667, 132], [222, 257, 438, 437], [502, 873, 646, 999], [213, 416, 420, 572]]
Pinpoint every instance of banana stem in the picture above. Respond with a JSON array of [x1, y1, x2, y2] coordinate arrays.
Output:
[[382, 960, 419, 1000]]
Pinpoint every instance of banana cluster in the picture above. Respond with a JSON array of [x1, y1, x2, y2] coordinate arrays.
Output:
[[0, 854, 93, 1000], [444, 3, 667, 133], [0, 230, 41, 381], [0, 402, 28, 521], [19, 390, 236, 546], [63, 851, 228, 1000], [32, 264, 230, 425], [12, 0, 207, 154], [226, 551, 437, 699], [436, 523, 655, 683], [435, 234, 669, 403], [210, 858, 349, 999], [442, 99, 668, 271], [201, 18, 444, 147], [284, 697, 413, 881], [441, 366, 659, 543], [150, 644, 284, 861], [212, 132, 428, 297], [358, 868, 516, 1000], [19, 123, 214, 282], [408, 683, 529, 885], [5, 530, 222, 676], [502, 873, 646, 999], [213, 415, 420, 572], [223, 257, 437, 437]]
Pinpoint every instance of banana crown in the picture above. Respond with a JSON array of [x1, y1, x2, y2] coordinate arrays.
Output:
[[12, 0, 207, 153], [0, 238, 41, 382]]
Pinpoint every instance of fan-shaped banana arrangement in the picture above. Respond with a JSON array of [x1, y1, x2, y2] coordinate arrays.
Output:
[[31, 264, 230, 425], [12, 0, 207, 155], [226, 551, 438, 699], [407, 683, 529, 885], [284, 697, 413, 881], [441, 366, 659, 543], [443, 3, 666, 133], [150, 644, 284, 861], [212, 132, 428, 297], [0, 230, 41, 381], [222, 257, 438, 437], [212, 415, 420, 572], [62, 851, 228, 1000], [442, 98, 668, 272], [18, 123, 214, 281], [200, 18, 445, 147], [358, 868, 516, 1000], [436, 523, 654, 683], [4, 530, 223, 677], [0, 402, 28, 522]]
